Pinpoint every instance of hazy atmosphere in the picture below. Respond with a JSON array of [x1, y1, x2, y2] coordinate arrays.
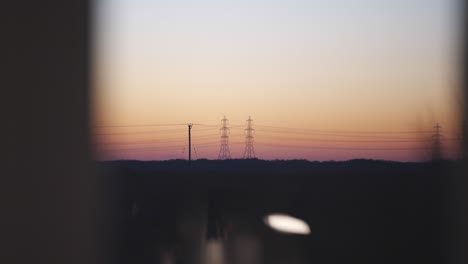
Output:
[[92, 0, 462, 161]]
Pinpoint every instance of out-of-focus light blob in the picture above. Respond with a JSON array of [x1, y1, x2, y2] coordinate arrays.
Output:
[[264, 213, 311, 235], [206, 239, 224, 264]]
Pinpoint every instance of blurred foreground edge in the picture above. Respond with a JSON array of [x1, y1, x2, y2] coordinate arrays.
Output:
[[1, 1, 467, 264]]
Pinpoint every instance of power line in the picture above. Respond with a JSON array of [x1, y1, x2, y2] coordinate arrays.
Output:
[[197, 142, 220, 146], [93, 127, 218, 136], [255, 125, 434, 134], [99, 145, 185, 152], [192, 123, 219, 128], [93, 123, 187, 128], [93, 128, 186, 136], [254, 134, 461, 143], [94, 135, 461, 146], [94, 134, 223, 147], [93, 122, 452, 135], [254, 129, 428, 140], [93, 119, 461, 159], [96, 138, 188, 146], [255, 143, 434, 151]]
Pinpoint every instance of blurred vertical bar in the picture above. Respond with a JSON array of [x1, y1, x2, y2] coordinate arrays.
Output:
[[460, 3, 467, 261], [1, 1, 102, 264], [460, 1, 466, 262], [450, 0, 467, 263]]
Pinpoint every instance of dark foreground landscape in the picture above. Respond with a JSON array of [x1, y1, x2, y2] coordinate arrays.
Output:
[[98, 159, 463, 264]]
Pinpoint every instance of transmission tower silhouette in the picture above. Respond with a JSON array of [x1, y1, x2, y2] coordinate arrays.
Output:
[[243, 116, 256, 159], [432, 122, 442, 160], [218, 116, 231, 160]]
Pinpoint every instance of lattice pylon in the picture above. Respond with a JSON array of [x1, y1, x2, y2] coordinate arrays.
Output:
[[218, 116, 231, 160], [243, 116, 256, 159], [432, 123, 442, 160]]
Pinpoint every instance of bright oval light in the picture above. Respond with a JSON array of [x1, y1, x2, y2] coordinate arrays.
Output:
[[264, 213, 311, 235]]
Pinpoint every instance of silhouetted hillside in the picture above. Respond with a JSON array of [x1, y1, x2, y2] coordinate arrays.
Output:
[[97, 158, 457, 191], [99, 158, 454, 174]]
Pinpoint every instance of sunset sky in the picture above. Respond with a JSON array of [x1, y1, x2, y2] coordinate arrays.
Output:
[[92, 0, 462, 161]]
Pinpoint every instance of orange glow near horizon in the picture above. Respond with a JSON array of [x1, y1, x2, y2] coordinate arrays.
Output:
[[92, 0, 462, 162]]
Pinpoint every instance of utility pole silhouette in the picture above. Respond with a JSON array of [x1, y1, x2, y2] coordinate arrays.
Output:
[[218, 116, 231, 160], [432, 122, 442, 161], [188, 123, 193, 162], [243, 116, 256, 159]]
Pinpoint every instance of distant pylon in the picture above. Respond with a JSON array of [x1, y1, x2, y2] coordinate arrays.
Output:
[[432, 122, 442, 160], [218, 116, 231, 160], [243, 116, 256, 159]]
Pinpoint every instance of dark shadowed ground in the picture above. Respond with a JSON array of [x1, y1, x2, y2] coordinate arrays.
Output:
[[98, 159, 460, 264]]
